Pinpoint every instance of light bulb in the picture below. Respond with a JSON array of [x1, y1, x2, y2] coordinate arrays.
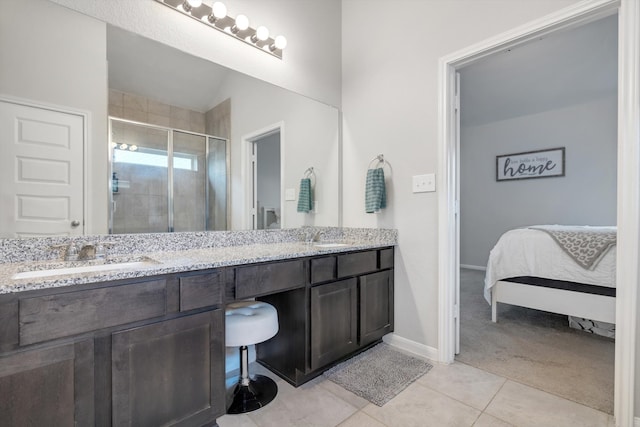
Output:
[[129, 145, 138, 152], [119, 143, 128, 150], [234, 14, 249, 31], [212, 2, 227, 19], [271, 35, 287, 50], [186, 0, 202, 7], [255, 26, 269, 41]]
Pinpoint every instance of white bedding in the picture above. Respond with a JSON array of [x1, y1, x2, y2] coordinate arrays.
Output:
[[484, 226, 617, 304]]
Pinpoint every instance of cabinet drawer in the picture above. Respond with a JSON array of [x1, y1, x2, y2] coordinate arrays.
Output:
[[380, 248, 394, 270], [19, 279, 167, 345], [179, 272, 224, 311], [337, 251, 377, 278], [236, 260, 305, 299], [310, 256, 336, 284]]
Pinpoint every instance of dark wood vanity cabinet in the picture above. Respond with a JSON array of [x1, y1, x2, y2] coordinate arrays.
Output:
[[111, 310, 225, 426], [0, 246, 393, 425], [0, 272, 226, 427], [0, 339, 94, 426], [310, 278, 359, 371], [359, 270, 394, 347], [257, 247, 395, 386]]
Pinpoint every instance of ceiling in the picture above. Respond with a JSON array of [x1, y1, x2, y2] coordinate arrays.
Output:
[[107, 25, 231, 112], [459, 14, 618, 127]]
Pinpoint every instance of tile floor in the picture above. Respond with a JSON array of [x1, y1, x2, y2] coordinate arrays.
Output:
[[218, 358, 614, 427]]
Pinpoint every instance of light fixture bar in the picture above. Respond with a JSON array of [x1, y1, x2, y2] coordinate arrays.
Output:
[[154, 0, 285, 59]]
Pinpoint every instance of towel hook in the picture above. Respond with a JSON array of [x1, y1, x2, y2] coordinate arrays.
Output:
[[368, 154, 385, 169]]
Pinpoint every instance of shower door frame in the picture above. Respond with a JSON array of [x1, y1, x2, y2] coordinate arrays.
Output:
[[108, 117, 230, 234]]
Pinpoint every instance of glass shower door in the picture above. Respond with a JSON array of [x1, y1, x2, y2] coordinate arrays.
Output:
[[173, 131, 206, 232], [110, 120, 169, 233]]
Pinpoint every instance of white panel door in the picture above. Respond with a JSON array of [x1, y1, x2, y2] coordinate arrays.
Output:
[[0, 100, 84, 238]]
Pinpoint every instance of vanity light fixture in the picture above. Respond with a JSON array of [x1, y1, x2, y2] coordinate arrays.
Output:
[[154, 0, 287, 59]]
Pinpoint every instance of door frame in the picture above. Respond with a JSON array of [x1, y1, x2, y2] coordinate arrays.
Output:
[[241, 122, 285, 230], [437, 0, 638, 425], [0, 94, 90, 235]]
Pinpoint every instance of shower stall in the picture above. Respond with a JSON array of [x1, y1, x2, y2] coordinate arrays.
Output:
[[109, 117, 229, 233]]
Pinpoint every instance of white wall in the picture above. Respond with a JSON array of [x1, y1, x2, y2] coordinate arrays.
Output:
[[0, 0, 109, 234], [47, 0, 342, 107], [460, 96, 617, 268], [210, 71, 339, 230], [342, 0, 581, 351]]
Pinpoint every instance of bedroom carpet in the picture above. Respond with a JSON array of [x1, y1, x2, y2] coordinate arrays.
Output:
[[456, 268, 615, 414]]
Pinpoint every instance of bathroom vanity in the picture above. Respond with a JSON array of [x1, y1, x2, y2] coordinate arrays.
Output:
[[0, 228, 395, 426]]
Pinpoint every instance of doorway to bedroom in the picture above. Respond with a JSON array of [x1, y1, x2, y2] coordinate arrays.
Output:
[[455, 13, 618, 414]]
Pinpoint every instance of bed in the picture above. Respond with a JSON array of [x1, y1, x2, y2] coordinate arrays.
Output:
[[484, 225, 617, 327]]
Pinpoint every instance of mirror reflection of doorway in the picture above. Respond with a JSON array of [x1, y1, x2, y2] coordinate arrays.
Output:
[[250, 129, 281, 230]]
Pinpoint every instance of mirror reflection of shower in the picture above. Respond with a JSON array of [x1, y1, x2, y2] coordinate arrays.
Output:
[[109, 118, 229, 233]]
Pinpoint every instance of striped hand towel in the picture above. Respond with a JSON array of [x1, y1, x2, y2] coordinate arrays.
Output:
[[365, 168, 387, 213], [297, 178, 313, 213]]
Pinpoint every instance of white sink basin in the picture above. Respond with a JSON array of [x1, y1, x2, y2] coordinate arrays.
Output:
[[13, 259, 157, 280], [314, 243, 351, 249]]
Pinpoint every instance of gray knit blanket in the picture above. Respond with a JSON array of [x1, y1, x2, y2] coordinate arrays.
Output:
[[529, 225, 616, 270]]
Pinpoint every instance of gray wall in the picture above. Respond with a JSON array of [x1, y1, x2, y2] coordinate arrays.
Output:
[[460, 95, 617, 268]]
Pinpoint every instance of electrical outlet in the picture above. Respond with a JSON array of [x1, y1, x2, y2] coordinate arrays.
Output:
[[412, 173, 436, 193]]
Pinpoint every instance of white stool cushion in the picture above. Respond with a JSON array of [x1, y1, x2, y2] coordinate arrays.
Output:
[[226, 301, 279, 347]]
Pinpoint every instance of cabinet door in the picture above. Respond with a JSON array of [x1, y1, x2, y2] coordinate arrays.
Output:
[[310, 278, 358, 371], [0, 340, 94, 426], [112, 310, 225, 427], [360, 270, 394, 346]]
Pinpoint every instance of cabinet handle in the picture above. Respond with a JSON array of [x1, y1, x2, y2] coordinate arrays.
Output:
[[71, 220, 81, 227]]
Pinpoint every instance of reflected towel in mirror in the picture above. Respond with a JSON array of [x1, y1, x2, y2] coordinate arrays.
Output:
[[365, 168, 386, 213]]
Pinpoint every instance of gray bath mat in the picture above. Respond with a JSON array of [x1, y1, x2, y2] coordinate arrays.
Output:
[[323, 343, 432, 406]]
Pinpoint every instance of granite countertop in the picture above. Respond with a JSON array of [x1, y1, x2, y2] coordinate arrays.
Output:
[[0, 236, 395, 295]]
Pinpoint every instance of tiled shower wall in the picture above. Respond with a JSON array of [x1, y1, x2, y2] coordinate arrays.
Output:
[[109, 89, 206, 133]]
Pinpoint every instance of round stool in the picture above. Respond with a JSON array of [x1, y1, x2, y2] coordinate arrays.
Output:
[[225, 301, 279, 414]]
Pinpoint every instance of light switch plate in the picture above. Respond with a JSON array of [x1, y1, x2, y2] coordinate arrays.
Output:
[[285, 188, 296, 201], [413, 173, 436, 193]]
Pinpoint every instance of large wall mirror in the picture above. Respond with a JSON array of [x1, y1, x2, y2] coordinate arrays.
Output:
[[0, 0, 340, 238]]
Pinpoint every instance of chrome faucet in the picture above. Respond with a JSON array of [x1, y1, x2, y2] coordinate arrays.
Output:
[[51, 241, 114, 261], [304, 229, 324, 245], [78, 241, 115, 260]]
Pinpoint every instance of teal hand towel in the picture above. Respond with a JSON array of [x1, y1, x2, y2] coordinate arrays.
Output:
[[297, 178, 313, 213], [365, 168, 387, 213]]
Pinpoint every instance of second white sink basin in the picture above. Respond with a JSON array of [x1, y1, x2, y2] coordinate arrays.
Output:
[[13, 258, 158, 280], [314, 243, 351, 249]]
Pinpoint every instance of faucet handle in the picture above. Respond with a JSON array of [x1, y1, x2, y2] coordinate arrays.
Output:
[[94, 242, 115, 260], [66, 242, 80, 261], [49, 242, 79, 261]]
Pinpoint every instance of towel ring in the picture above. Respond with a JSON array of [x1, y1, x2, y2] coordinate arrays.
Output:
[[368, 154, 386, 169], [303, 167, 316, 184]]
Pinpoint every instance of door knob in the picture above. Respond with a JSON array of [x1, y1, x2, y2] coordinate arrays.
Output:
[[71, 220, 81, 227]]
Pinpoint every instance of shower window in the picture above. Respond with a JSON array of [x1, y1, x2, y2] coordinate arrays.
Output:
[[109, 118, 229, 234]]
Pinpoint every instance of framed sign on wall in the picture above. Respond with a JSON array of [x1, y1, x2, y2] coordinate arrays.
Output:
[[496, 147, 565, 182]]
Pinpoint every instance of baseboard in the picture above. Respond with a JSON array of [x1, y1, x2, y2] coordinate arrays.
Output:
[[383, 333, 438, 362], [460, 264, 486, 271]]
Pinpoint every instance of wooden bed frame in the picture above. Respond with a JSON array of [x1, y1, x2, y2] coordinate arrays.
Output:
[[491, 276, 616, 324]]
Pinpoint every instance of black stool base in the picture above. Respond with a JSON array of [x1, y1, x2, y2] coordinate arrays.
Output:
[[227, 374, 278, 414]]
